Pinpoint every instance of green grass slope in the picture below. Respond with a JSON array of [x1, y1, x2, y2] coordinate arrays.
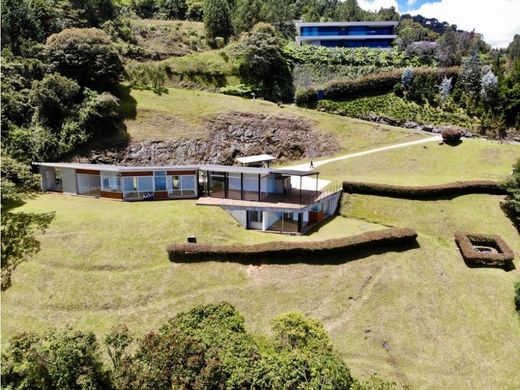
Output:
[[123, 87, 427, 153], [319, 139, 519, 185]]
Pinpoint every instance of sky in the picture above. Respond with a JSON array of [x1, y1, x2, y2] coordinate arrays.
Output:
[[357, 0, 520, 48]]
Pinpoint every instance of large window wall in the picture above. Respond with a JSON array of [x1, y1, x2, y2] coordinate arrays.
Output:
[[122, 171, 196, 200], [207, 171, 266, 201], [101, 171, 121, 193], [300, 25, 394, 37]]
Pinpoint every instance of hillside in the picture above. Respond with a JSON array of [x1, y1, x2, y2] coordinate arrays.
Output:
[[79, 86, 427, 165], [3, 131, 519, 388]]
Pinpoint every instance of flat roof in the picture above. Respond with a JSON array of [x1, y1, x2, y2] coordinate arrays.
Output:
[[34, 162, 318, 177], [33, 162, 200, 172], [235, 154, 276, 164], [296, 21, 399, 27]]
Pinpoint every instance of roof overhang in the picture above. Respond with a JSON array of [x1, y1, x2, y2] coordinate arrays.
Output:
[[235, 154, 276, 165], [33, 162, 200, 172]]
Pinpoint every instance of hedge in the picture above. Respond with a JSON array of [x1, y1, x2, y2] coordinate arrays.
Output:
[[342, 180, 507, 199], [296, 66, 459, 105], [167, 228, 418, 263], [455, 232, 515, 267]]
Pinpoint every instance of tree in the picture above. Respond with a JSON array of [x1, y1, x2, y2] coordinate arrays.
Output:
[[395, 18, 438, 50], [480, 69, 498, 104], [186, 0, 204, 20], [45, 28, 124, 91], [1, 211, 54, 290], [236, 23, 294, 101], [159, 0, 188, 19], [401, 67, 414, 90], [460, 53, 481, 98], [233, 0, 263, 34], [502, 159, 520, 228], [29, 73, 81, 128], [1, 328, 110, 389], [334, 0, 365, 21], [507, 34, 520, 62], [203, 0, 233, 43], [435, 27, 460, 66], [439, 75, 452, 100]]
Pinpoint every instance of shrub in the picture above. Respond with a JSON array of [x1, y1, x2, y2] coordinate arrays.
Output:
[[342, 180, 506, 199], [294, 86, 317, 106], [441, 127, 462, 144], [166, 228, 418, 263], [295, 67, 459, 105], [214, 36, 225, 49], [316, 93, 478, 129], [219, 83, 258, 97], [454, 232, 515, 267]]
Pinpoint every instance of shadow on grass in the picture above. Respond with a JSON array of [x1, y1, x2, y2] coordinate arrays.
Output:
[[168, 240, 421, 266], [462, 258, 516, 272]]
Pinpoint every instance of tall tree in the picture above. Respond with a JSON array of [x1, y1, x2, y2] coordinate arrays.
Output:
[[203, 0, 233, 42], [232, 0, 263, 34]]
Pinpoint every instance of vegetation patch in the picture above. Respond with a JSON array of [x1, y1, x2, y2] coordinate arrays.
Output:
[[315, 93, 478, 129], [167, 228, 418, 263], [454, 232, 515, 268], [342, 180, 506, 199]]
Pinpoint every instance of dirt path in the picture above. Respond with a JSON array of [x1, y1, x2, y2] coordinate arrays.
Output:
[[287, 135, 442, 171]]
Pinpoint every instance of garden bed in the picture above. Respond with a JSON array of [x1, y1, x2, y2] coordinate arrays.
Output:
[[455, 232, 515, 268]]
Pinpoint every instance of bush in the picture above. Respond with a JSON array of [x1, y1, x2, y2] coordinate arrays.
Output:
[[295, 67, 459, 105], [441, 127, 462, 144], [316, 93, 478, 129], [454, 232, 515, 267], [167, 228, 418, 263], [294, 86, 317, 106], [219, 83, 258, 97], [342, 180, 506, 199]]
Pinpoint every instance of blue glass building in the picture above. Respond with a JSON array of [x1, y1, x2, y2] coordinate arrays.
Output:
[[296, 21, 398, 49]]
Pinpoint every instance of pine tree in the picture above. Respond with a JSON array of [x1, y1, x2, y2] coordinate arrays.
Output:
[[203, 0, 233, 42]]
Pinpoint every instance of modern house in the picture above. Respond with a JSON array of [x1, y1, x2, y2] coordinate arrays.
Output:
[[295, 21, 398, 49], [34, 157, 342, 235]]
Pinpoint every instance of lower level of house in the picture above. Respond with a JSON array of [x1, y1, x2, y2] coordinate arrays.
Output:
[[224, 191, 341, 234]]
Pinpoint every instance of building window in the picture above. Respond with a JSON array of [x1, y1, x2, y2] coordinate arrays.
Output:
[[101, 172, 121, 192], [154, 171, 166, 191], [249, 211, 263, 223], [168, 174, 196, 197]]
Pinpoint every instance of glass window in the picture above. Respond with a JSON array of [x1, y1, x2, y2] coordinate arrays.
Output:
[[101, 172, 121, 192], [138, 176, 153, 192], [249, 211, 263, 223], [154, 171, 166, 191], [209, 172, 225, 198], [181, 175, 196, 196]]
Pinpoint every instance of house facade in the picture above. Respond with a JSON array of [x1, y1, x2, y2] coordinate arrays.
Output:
[[34, 161, 342, 235], [295, 21, 398, 49]]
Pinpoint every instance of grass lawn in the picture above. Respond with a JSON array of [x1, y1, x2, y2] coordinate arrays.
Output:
[[318, 138, 520, 185], [1, 194, 384, 345], [124, 87, 427, 154]]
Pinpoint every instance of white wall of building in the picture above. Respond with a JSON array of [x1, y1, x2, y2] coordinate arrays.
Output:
[[61, 168, 77, 194], [226, 209, 247, 228]]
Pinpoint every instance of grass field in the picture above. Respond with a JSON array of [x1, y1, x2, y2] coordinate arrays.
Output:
[[123, 87, 427, 154], [3, 84, 520, 388], [319, 138, 519, 185]]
